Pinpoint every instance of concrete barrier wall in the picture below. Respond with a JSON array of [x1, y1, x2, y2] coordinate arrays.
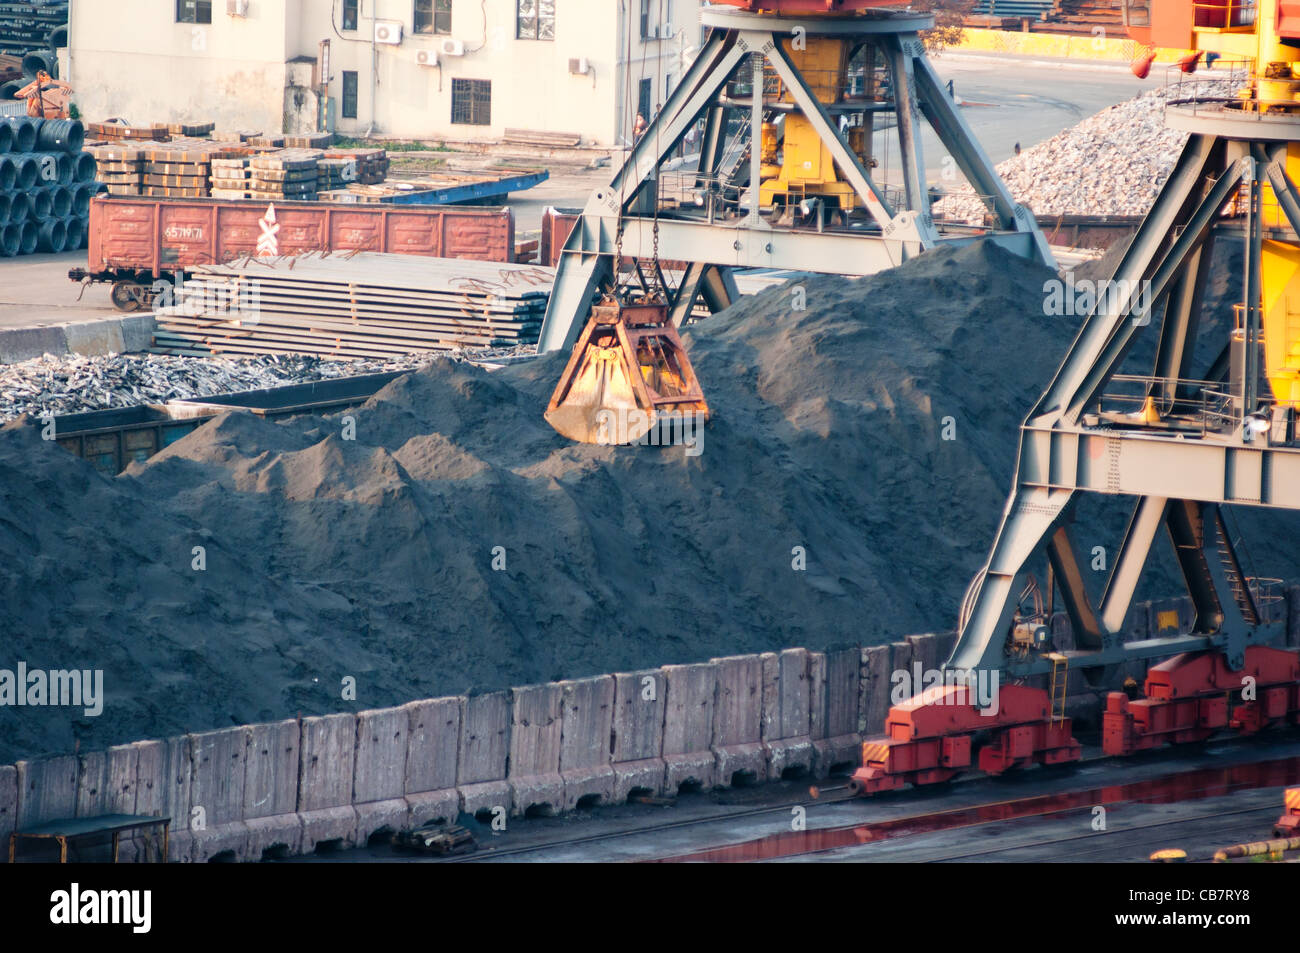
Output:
[[9, 603, 1298, 862]]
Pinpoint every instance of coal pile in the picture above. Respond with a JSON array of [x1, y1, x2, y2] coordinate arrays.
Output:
[[3, 241, 1294, 763]]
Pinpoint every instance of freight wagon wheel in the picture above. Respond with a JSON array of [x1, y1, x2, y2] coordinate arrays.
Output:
[[110, 280, 148, 313]]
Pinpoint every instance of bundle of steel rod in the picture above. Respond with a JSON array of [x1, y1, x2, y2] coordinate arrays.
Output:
[[150, 252, 555, 360]]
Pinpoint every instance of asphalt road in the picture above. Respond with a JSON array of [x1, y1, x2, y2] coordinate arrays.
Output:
[[927, 53, 1164, 170]]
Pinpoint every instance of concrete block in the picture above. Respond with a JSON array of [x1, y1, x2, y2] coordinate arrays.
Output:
[[406, 789, 459, 828], [859, 645, 891, 736], [354, 707, 408, 804], [0, 325, 67, 364], [611, 670, 666, 761], [16, 755, 78, 828], [162, 831, 195, 863], [611, 759, 666, 803], [298, 806, 359, 853], [120, 315, 155, 354], [808, 646, 862, 777], [662, 663, 716, 792], [354, 797, 410, 845], [76, 744, 138, 819], [242, 719, 298, 821], [458, 781, 511, 819], [63, 318, 126, 357], [610, 670, 666, 798], [906, 634, 938, 675], [761, 649, 813, 779], [508, 683, 564, 816], [245, 814, 302, 861], [889, 641, 915, 695], [0, 765, 16, 843], [934, 631, 959, 664], [191, 821, 250, 863], [403, 696, 461, 795], [457, 691, 511, 786], [558, 676, 614, 811], [132, 737, 191, 862], [188, 727, 247, 828], [711, 655, 766, 787], [298, 712, 356, 813]]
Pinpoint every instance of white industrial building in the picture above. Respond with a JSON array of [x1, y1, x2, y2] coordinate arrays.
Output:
[[66, 0, 705, 146]]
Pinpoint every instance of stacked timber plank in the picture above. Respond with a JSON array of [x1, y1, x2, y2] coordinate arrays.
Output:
[[248, 149, 321, 201], [151, 252, 554, 360]]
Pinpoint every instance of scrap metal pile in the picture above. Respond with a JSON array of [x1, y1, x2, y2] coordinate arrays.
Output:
[[933, 81, 1237, 222], [0, 347, 533, 421]]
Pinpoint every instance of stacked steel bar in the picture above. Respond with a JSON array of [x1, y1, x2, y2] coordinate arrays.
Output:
[[247, 149, 321, 201], [151, 252, 554, 359], [0, 114, 97, 256], [140, 140, 249, 198], [324, 148, 388, 184], [209, 156, 252, 200], [89, 144, 144, 195]]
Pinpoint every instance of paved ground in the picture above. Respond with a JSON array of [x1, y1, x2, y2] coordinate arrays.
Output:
[[0, 251, 111, 330], [283, 734, 1300, 864], [929, 52, 1163, 170]]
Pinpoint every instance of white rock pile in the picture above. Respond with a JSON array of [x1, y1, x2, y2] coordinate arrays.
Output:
[[0, 345, 535, 421], [934, 80, 1239, 223]]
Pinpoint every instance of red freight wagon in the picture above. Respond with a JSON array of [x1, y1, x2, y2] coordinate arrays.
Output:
[[70, 195, 517, 311]]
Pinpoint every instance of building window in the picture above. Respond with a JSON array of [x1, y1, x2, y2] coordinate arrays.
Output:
[[415, 0, 452, 35], [176, 0, 212, 23], [517, 0, 555, 40], [640, 0, 650, 39], [342, 71, 359, 119], [342, 0, 359, 31], [452, 78, 492, 125]]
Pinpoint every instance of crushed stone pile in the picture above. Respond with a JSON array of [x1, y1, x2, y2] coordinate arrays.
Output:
[[0, 346, 535, 421], [2, 241, 1293, 763], [934, 80, 1237, 222]]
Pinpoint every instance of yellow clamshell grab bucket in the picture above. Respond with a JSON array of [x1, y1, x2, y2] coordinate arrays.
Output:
[[545, 294, 710, 445]]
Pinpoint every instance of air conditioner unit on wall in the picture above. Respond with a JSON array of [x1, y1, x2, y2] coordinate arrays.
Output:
[[374, 20, 403, 45], [439, 38, 465, 56], [227, 0, 249, 16], [416, 49, 438, 67], [568, 57, 590, 76]]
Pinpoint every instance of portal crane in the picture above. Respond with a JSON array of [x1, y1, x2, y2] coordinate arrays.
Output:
[[541, 0, 1052, 445], [853, 0, 1300, 794]]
